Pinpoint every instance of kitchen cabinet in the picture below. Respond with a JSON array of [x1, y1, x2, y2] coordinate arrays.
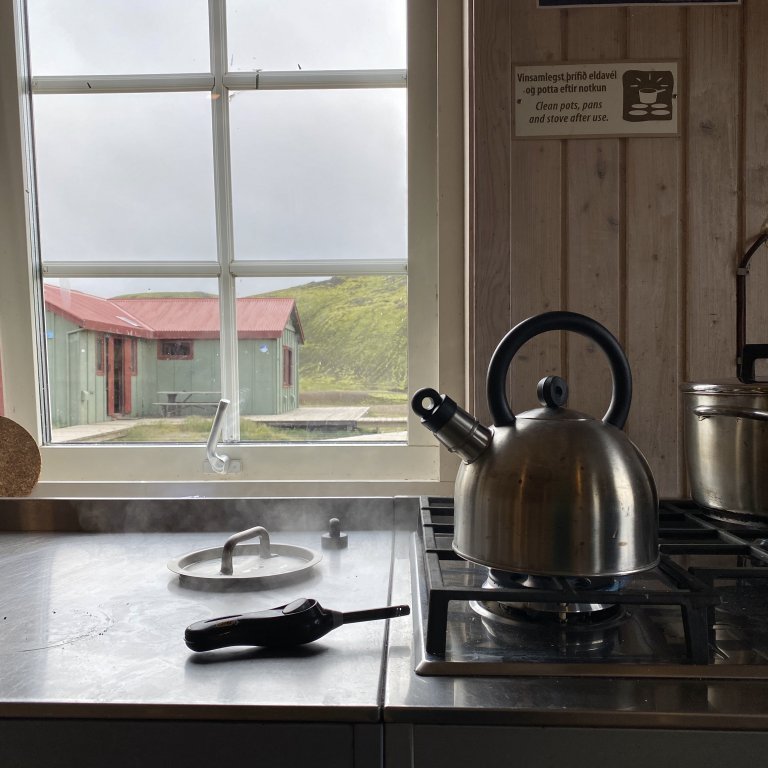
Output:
[[385, 725, 768, 768], [1, 720, 373, 768]]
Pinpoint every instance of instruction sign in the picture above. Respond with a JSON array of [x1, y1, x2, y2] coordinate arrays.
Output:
[[515, 62, 678, 138]]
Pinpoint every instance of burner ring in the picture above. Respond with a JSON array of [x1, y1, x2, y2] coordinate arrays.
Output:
[[481, 570, 629, 616], [471, 598, 626, 629]]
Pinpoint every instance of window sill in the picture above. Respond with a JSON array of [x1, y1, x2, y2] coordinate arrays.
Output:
[[27, 478, 455, 499]]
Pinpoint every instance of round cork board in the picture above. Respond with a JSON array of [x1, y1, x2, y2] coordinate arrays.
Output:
[[0, 416, 41, 496]]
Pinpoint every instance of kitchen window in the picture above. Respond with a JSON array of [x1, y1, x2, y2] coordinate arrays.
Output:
[[0, 0, 463, 495]]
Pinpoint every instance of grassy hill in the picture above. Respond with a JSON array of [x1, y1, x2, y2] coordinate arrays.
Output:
[[264, 275, 407, 396]]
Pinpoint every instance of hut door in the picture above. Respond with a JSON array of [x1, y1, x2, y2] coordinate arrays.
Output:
[[106, 336, 132, 417]]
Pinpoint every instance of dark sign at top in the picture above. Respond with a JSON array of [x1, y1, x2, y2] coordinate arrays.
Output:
[[539, 1, 739, 6]]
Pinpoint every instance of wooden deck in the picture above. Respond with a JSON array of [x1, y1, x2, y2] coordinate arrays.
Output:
[[51, 407, 408, 442], [248, 406, 369, 431]]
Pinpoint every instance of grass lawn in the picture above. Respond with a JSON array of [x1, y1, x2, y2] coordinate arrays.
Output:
[[101, 413, 405, 443]]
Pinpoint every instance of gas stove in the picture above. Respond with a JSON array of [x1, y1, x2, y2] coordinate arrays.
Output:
[[412, 497, 768, 677]]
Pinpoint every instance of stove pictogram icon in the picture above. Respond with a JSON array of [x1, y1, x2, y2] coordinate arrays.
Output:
[[623, 69, 675, 122]]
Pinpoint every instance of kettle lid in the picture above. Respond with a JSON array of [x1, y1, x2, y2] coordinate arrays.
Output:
[[516, 375, 593, 421]]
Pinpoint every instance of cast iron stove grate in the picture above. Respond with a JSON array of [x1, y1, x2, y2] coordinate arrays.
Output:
[[412, 498, 768, 677]]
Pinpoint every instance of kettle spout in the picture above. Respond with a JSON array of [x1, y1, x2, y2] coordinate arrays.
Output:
[[411, 388, 492, 463]]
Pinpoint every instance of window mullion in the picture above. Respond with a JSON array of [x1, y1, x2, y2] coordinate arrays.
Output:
[[230, 259, 407, 278], [222, 69, 406, 91], [31, 74, 214, 94], [42, 262, 221, 278], [209, 0, 239, 441]]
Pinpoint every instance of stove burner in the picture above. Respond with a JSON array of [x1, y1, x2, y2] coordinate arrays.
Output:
[[470, 599, 626, 655], [476, 569, 628, 623]]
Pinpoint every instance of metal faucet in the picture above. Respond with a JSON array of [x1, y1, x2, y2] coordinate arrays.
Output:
[[206, 399, 231, 474]]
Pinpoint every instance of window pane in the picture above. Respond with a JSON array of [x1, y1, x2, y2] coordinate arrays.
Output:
[[236, 276, 407, 443], [26, 0, 210, 76], [33, 93, 217, 262], [227, 0, 406, 72], [44, 277, 221, 444], [230, 89, 406, 262]]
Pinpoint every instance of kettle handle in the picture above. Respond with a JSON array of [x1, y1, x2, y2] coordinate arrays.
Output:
[[487, 311, 632, 429]]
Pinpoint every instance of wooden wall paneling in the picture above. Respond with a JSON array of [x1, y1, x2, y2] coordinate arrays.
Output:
[[564, 9, 624, 421], [743, 0, 768, 370], [625, 9, 683, 496], [468, 0, 512, 423], [686, 7, 741, 382], [508, 0, 563, 415]]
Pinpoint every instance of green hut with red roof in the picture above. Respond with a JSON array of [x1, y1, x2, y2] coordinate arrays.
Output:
[[44, 285, 304, 427]]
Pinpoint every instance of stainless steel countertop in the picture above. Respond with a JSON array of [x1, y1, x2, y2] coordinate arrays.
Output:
[[0, 498, 398, 722], [384, 502, 768, 730], [4, 495, 768, 731]]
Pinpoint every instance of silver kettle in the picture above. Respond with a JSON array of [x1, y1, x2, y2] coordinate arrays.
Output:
[[412, 311, 658, 578]]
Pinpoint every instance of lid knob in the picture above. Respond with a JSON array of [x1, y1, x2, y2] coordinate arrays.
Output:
[[537, 376, 569, 408], [322, 517, 348, 549]]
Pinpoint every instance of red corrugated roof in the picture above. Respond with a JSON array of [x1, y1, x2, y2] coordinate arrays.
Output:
[[44, 285, 151, 337], [44, 285, 303, 342]]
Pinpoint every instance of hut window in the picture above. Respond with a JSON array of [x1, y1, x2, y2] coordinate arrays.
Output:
[[283, 346, 293, 387], [96, 335, 105, 375], [158, 340, 193, 360]]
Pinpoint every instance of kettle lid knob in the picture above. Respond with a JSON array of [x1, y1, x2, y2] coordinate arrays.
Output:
[[537, 376, 568, 408]]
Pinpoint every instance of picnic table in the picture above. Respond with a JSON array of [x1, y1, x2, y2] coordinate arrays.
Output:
[[155, 391, 221, 417]]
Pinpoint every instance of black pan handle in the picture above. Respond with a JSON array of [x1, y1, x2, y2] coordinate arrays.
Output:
[[185, 599, 410, 652], [737, 232, 768, 383], [739, 345, 768, 383], [486, 311, 632, 429]]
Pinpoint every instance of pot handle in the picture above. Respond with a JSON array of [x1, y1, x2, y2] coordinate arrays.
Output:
[[487, 311, 632, 428], [693, 405, 768, 422]]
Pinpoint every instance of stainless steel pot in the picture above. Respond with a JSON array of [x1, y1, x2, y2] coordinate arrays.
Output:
[[682, 233, 768, 517], [682, 382, 768, 516]]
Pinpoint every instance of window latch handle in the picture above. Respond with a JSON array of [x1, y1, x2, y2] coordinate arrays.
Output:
[[206, 399, 231, 474]]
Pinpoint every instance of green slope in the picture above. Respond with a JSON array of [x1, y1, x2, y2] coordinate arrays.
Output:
[[264, 275, 407, 393]]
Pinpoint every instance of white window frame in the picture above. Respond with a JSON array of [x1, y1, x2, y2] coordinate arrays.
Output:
[[0, 0, 464, 497]]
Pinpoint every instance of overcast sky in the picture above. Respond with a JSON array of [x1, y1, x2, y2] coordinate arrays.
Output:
[[27, 0, 406, 298]]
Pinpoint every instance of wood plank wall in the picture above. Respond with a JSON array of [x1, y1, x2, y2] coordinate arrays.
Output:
[[467, 0, 768, 496]]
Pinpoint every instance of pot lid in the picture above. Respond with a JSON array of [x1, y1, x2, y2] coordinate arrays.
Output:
[[168, 526, 322, 589], [681, 379, 768, 395]]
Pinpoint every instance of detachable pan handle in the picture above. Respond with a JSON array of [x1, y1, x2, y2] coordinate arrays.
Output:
[[737, 233, 768, 383], [739, 345, 768, 384]]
